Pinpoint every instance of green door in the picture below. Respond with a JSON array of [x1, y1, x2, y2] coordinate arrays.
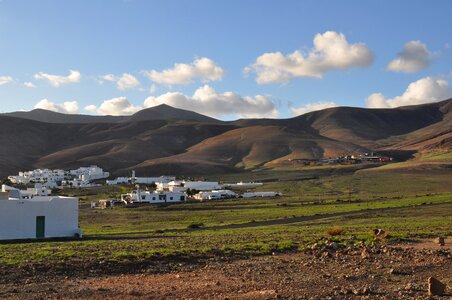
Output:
[[36, 216, 45, 238]]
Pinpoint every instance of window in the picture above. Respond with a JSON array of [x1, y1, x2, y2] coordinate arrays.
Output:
[[141, 195, 146, 200], [170, 197, 173, 200], [152, 197, 156, 200]]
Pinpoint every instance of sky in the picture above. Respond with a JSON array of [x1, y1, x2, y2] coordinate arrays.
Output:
[[0, 0, 451, 120]]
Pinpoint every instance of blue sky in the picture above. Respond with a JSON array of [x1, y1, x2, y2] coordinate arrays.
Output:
[[0, 0, 451, 119]]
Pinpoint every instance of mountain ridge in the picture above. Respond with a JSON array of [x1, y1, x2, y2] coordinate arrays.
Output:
[[0, 99, 450, 178], [1, 104, 219, 124]]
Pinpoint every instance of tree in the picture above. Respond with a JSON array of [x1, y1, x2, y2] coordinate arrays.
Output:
[[148, 181, 157, 191], [186, 188, 199, 197], [1, 178, 12, 186]]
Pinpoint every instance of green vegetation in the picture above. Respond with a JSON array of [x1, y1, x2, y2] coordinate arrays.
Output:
[[0, 169, 451, 267]]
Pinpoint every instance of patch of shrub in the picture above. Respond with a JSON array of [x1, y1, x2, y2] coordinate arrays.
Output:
[[326, 227, 345, 236], [187, 223, 204, 229]]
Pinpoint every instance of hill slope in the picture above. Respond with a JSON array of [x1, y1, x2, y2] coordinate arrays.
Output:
[[0, 99, 450, 177]]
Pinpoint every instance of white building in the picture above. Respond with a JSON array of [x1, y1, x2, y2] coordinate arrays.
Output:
[[121, 189, 186, 204], [241, 191, 281, 198], [61, 178, 100, 188], [158, 180, 221, 192], [70, 166, 109, 182], [106, 174, 175, 186], [222, 182, 264, 189], [194, 190, 237, 201], [106, 177, 129, 185], [0, 186, 82, 240], [8, 169, 65, 185], [134, 176, 175, 184], [7, 166, 108, 189]]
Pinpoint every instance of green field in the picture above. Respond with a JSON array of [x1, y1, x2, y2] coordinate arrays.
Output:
[[0, 168, 451, 269]]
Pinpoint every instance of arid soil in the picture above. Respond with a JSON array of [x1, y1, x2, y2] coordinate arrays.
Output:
[[0, 240, 450, 299]]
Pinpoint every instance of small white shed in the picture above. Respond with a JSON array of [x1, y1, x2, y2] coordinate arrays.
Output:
[[0, 195, 82, 240]]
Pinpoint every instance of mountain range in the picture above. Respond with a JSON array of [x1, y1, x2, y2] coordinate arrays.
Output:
[[1, 99, 451, 178]]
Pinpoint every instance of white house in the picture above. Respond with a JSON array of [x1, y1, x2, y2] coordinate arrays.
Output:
[[106, 174, 175, 186], [121, 188, 186, 204], [106, 177, 129, 185], [70, 166, 109, 182], [241, 191, 281, 198], [222, 182, 264, 189], [160, 180, 221, 191], [61, 178, 99, 188], [0, 186, 82, 240], [7, 166, 108, 189], [194, 190, 237, 201], [8, 169, 65, 185]]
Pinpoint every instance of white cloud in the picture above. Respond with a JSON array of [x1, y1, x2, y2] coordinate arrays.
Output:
[[99, 73, 140, 90], [149, 83, 157, 94], [144, 57, 224, 85], [34, 70, 81, 87], [365, 77, 451, 108], [0, 76, 13, 85], [387, 40, 431, 73], [24, 82, 37, 88], [101, 74, 116, 82], [290, 101, 337, 116], [117, 73, 140, 90], [88, 97, 142, 116], [34, 99, 79, 114], [246, 31, 373, 84], [84, 105, 97, 113], [144, 85, 277, 118]]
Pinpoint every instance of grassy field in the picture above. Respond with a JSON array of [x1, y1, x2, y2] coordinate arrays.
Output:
[[0, 167, 451, 268]]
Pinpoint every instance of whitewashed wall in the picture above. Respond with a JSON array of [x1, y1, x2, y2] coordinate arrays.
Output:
[[0, 197, 80, 240]]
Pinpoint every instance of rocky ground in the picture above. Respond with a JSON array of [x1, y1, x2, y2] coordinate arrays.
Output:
[[0, 240, 450, 299]]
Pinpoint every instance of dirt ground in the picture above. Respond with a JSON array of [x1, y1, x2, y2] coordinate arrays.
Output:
[[0, 240, 450, 299]]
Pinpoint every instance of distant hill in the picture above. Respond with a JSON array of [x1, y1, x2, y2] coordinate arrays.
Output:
[[1, 109, 127, 124], [0, 99, 450, 178], [126, 104, 219, 123], [1, 104, 219, 124]]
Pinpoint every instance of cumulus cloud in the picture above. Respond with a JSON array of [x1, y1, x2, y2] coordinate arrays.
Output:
[[34, 70, 81, 87], [144, 85, 277, 118], [245, 31, 373, 84], [101, 74, 116, 82], [117, 73, 140, 90], [24, 82, 37, 88], [34, 99, 79, 114], [0, 76, 14, 85], [387, 40, 431, 73], [84, 105, 97, 113], [144, 57, 224, 85], [99, 73, 140, 90], [290, 101, 338, 116], [87, 97, 142, 116], [365, 77, 451, 108]]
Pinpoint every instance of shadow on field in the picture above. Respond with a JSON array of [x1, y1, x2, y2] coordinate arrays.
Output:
[[0, 233, 184, 245], [208, 202, 451, 230]]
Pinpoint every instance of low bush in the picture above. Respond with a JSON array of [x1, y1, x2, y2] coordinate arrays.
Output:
[[326, 227, 345, 236]]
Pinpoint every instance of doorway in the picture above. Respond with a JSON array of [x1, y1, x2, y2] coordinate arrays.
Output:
[[36, 216, 45, 238]]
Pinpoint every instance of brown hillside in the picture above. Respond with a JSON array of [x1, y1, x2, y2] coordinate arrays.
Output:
[[0, 99, 450, 178]]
